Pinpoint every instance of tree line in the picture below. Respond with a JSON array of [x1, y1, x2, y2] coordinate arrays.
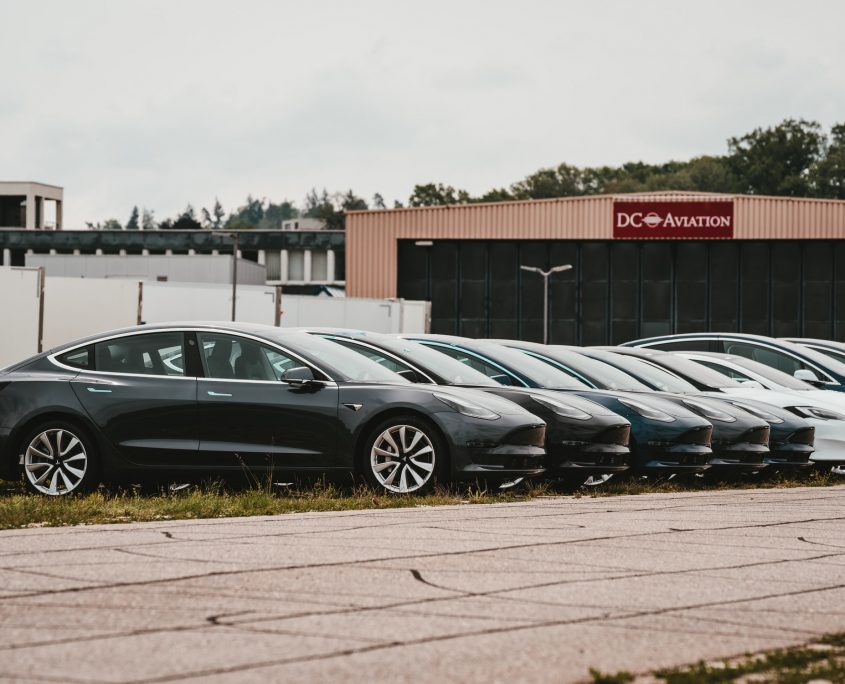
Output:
[[90, 118, 845, 231]]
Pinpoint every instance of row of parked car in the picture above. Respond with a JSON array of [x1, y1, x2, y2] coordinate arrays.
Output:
[[3, 324, 845, 496]]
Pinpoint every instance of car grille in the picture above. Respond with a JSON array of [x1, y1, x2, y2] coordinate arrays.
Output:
[[504, 425, 546, 447]]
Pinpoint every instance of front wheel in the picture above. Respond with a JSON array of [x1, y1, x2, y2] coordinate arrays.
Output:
[[362, 416, 445, 495], [20, 422, 100, 496]]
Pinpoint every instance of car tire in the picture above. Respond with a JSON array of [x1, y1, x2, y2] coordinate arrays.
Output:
[[362, 415, 446, 495], [19, 420, 100, 496]]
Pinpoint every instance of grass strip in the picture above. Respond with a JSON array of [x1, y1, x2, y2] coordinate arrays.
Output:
[[0, 470, 840, 531], [591, 633, 845, 683]]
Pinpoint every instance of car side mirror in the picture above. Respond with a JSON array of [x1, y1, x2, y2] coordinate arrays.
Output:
[[794, 369, 818, 382], [396, 368, 422, 383], [490, 373, 514, 386], [283, 366, 316, 386], [738, 380, 764, 389]]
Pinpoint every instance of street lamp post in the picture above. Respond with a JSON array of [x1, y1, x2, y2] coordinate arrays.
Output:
[[520, 263, 573, 344], [212, 232, 239, 322]]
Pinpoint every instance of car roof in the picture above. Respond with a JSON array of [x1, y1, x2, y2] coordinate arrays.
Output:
[[783, 338, 845, 350], [46, 322, 310, 355]]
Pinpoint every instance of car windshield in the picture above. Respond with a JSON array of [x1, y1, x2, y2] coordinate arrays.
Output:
[[719, 355, 814, 390], [534, 348, 651, 391], [464, 341, 589, 389], [587, 351, 698, 393], [784, 342, 845, 374], [644, 352, 742, 389], [807, 347, 845, 364], [267, 333, 410, 384], [364, 336, 500, 386]]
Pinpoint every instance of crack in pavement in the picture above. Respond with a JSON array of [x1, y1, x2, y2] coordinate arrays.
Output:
[[100, 579, 845, 684], [3, 489, 845, 683]]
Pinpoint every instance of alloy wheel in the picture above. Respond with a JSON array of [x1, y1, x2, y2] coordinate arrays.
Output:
[[24, 429, 88, 496], [370, 425, 435, 493]]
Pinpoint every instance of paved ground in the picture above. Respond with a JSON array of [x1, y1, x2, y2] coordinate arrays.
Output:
[[2, 487, 845, 683]]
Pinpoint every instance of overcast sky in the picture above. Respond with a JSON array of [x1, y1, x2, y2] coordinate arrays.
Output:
[[2, 0, 845, 227]]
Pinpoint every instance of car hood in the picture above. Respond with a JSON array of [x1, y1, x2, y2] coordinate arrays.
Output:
[[426, 385, 540, 417], [646, 391, 770, 428], [715, 387, 845, 415], [570, 389, 705, 420], [487, 386, 624, 418]]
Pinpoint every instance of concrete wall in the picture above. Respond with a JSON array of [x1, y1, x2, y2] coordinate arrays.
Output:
[[0, 268, 42, 368], [42, 277, 141, 349], [27, 254, 266, 285], [278, 294, 429, 334], [0, 273, 429, 365], [141, 282, 278, 326]]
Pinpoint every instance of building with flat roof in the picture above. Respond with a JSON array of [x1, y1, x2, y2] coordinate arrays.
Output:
[[0, 182, 63, 230], [346, 191, 845, 344]]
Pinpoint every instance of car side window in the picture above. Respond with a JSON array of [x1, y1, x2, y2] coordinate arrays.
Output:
[[56, 346, 93, 370], [647, 340, 714, 352], [198, 333, 300, 382], [332, 339, 412, 374], [94, 333, 185, 377], [724, 342, 809, 376]]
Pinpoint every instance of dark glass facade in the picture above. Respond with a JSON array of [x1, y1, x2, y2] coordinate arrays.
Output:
[[397, 239, 845, 344]]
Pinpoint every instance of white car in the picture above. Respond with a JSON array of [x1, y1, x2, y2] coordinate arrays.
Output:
[[677, 351, 845, 471]]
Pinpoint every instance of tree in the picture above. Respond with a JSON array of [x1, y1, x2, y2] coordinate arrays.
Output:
[[301, 188, 339, 229], [728, 118, 825, 196], [339, 190, 368, 212], [225, 195, 265, 230], [162, 205, 202, 230], [408, 183, 470, 206], [372, 193, 386, 209], [141, 208, 155, 230], [125, 206, 140, 230], [85, 219, 122, 230], [476, 188, 514, 203], [811, 123, 845, 199], [201, 199, 226, 230], [510, 163, 585, 199], [260, 200, 298, 229]]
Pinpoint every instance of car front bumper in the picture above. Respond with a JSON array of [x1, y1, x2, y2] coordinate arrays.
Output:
[[547, 422, 631, 475], [438, 414, 548, 482], [634, 425, 713, 473], [805, 421, 845, 464]]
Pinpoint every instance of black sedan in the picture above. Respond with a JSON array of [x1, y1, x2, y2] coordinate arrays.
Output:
[[402, 334, 715, 477], [302, 328, 632, 486], [0, 324, 548, 496], [593, 347, 814, 469], [495, 341, 775, 474]]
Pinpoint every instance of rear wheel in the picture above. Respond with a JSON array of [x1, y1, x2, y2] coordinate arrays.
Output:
[[362, 416, 445, 495], [20, 421, 100, 496]]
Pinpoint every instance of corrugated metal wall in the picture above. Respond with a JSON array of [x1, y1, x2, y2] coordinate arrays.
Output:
[[346, 193, 845, 298]]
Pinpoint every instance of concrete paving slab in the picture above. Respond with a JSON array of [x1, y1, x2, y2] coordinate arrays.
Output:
[[1, 485, 845, 683]]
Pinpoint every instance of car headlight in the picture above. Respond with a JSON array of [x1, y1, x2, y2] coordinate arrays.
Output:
[[433, 393, 500, 420], [530, 394, 592, 420], [727, 401, 784, 424], [617, 397, 675, 423], [789, 406, 845, 421], [682, 399, 737, 423]]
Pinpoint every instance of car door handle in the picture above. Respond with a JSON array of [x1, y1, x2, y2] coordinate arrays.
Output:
[[207, 391, 233, 397], [86, 387, 113, 393]]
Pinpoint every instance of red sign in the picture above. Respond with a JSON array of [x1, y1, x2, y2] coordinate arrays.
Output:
[[613, 201, 734, 239]]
